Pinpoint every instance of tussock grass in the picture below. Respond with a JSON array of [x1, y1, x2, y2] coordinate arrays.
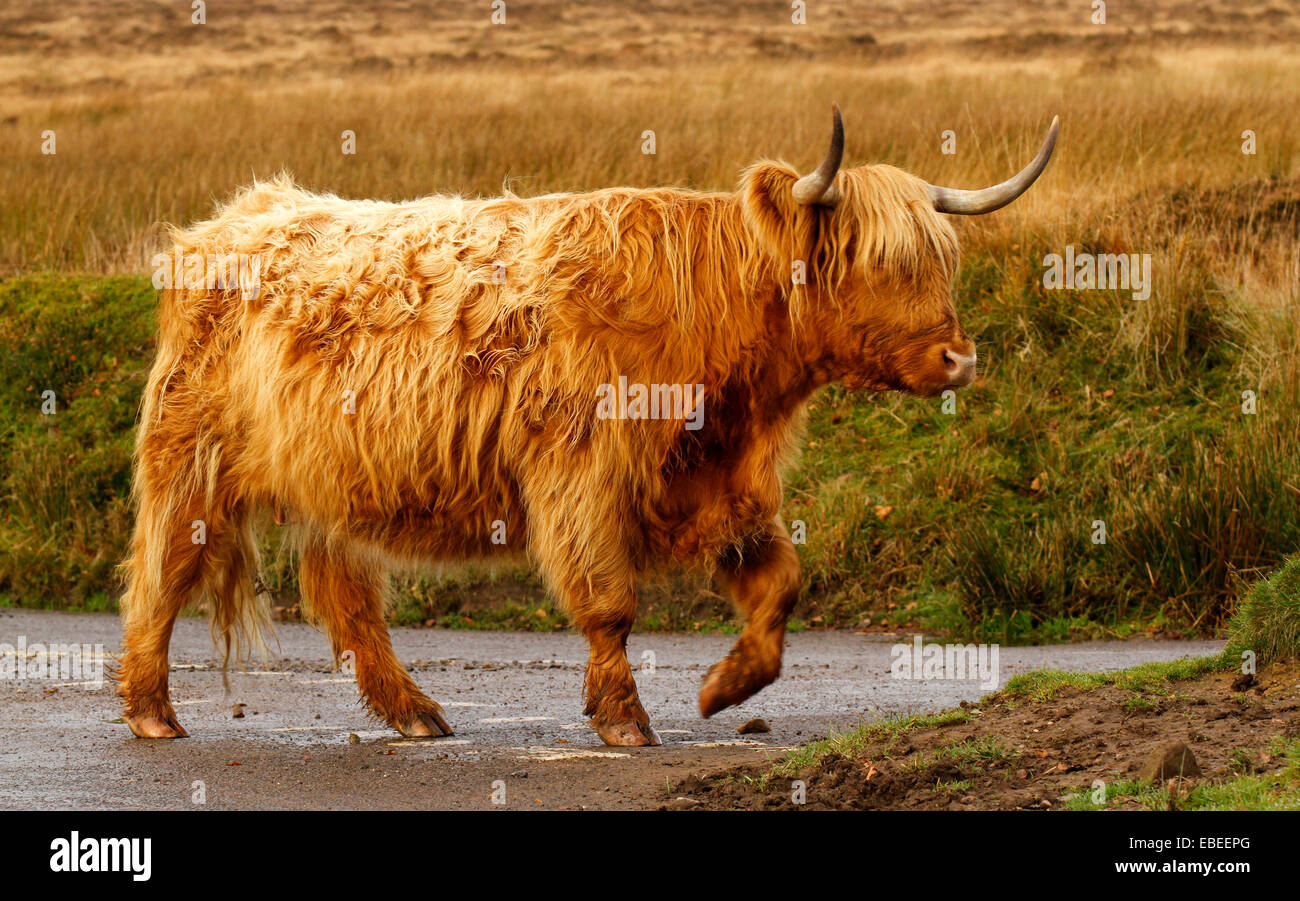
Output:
[[1225, 554, 1300, 667]]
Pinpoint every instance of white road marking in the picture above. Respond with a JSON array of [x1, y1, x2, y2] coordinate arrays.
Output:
[[234, 670, 295, 676], [479, 716, 556, 724], [510, 747, 631, 761]]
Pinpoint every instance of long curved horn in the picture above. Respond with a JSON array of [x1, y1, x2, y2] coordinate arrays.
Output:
[[928, 116, 1059, 215], [792, 103, 844, 206]]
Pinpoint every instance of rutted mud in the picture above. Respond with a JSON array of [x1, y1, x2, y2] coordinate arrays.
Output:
[[688, 663, 1300, 810]]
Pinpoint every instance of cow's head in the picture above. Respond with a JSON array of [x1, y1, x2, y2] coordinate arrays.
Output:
[[741, 106, 1057, 396]]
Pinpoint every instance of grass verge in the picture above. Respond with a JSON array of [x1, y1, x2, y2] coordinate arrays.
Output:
[[4, 267, 1300, 642]]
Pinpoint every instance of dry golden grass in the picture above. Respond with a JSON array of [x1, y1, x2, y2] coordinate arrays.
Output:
[[0, 0, 1296, 280]]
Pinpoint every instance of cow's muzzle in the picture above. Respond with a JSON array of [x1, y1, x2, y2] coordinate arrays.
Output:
[[942, 347, 978, 388]]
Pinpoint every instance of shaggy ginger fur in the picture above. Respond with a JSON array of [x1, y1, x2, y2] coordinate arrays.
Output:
[[116, 159, 970, 745]]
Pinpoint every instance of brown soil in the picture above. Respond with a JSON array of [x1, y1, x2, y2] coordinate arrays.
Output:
[[683, 662, 1300, 810]]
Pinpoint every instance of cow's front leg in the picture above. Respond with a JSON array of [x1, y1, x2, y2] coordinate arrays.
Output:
[[544, 565, 658, 746], [524, 470, 659, 746], [573, 591, 660, 747], [700, 521, 801, 717]]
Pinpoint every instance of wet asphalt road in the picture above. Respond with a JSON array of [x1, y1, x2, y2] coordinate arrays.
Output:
[[0, 609, 1223, 809]]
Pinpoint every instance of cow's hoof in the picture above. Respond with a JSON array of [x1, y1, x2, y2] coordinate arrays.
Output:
[[698, 655, 774, 718], [125, 713, 188, 739], [397, 709, 454, 739], [594, 720, 662, 747]]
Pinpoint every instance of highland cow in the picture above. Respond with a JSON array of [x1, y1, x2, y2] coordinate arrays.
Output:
[[117, 107, 1058, 746]]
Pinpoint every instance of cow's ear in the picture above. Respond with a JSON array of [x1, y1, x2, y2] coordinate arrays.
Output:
[[739, 162, 819, 274]]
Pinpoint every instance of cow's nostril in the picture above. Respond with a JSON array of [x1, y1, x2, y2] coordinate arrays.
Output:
[[942, 347, 977, 384]]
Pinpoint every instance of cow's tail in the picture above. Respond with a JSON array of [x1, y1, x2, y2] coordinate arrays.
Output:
[[201, 500, 276, 688]]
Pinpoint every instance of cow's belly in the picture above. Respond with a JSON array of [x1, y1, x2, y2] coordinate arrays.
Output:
[[345, 492, 530, 563], [231, 391, 529, 561]]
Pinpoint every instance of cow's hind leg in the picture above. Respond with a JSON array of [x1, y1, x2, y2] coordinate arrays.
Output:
[[118, 461, 257, 739], [699, 521, 801, 717], [118, 505, 203, 739], [298, 535, 451, 738]]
